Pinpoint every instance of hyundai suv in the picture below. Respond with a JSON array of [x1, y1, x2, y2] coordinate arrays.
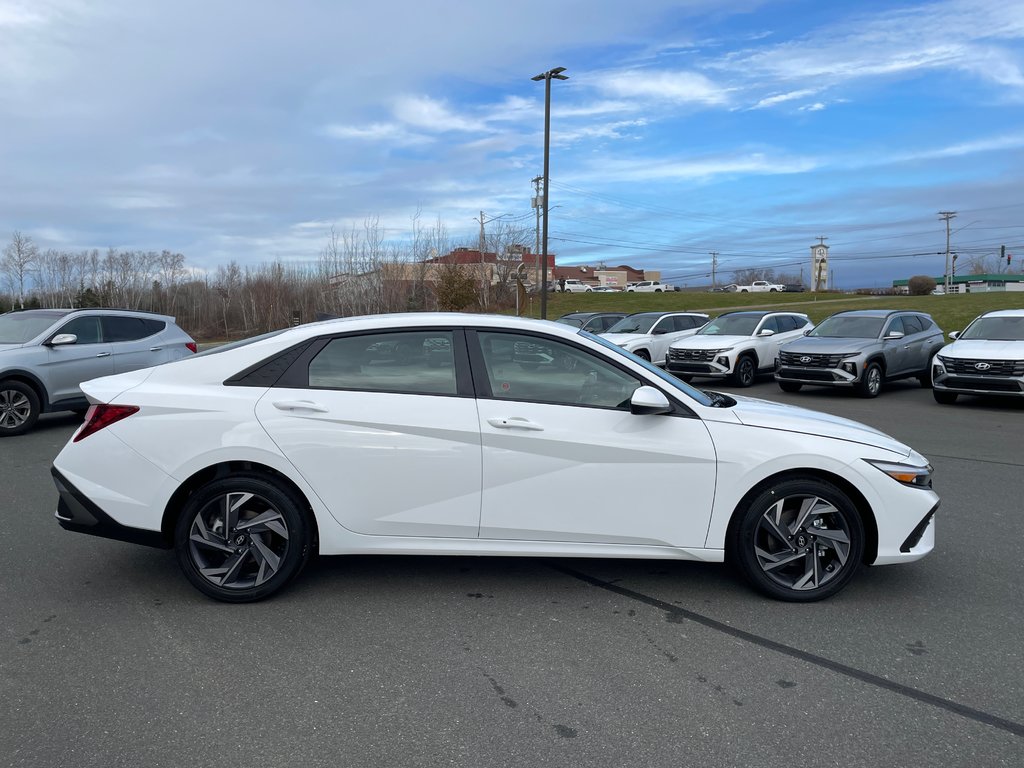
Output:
[[666, 311, 812, 386], [931, 309, 1024, 404], [0, 308, 196, 436], [601, 311, 709, 365], [775, 310, 944, 398]]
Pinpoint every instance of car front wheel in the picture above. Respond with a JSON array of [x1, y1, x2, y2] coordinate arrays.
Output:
[[933, 389, 958, 404], [778, 381, 802, 392], [856, 362, 882, 398], [175, 473, 313, 602], [731, 356, 756, 387], [0, 379, 40, 437], [731, 479, 864, 601]]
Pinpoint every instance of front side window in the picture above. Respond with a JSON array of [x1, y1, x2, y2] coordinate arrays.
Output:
[[56, 316, 101, 344], [308, 331, 457, 395], [758, 316, 781, 334], [885, 317, 906, 336], [901, 315, 924, 335], [476, 331, 641, 409]]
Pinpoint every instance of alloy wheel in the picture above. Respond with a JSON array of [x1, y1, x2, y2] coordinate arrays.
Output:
[[187, 491, 291, 590], [753, 494, 853, 592], [0, 388, 32, 429]]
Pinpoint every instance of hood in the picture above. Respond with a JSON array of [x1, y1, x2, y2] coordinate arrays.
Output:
[[720, 393, 911, 456], [780, 336, 877, 355], [671, 334, 750, 350], [939, 339, 1023, 359], [602, 332, 651, 345], [0, 343, 25, 352]]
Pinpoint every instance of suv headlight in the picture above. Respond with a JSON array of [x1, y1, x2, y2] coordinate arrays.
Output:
[[865, 459, 933, 488]]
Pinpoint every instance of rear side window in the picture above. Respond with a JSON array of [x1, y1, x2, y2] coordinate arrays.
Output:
[[308, 331, 457, 395], [102, 316, 165, 342]]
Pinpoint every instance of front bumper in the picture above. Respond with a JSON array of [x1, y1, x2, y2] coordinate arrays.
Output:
[[52, 467, 170, 549], [932, 371, 1024, 397], [775, 365, 858, 387]]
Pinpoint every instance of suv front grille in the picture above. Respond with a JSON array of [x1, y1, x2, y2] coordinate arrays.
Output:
[[669, 348, 716, 362], [778, 351, 845, 368], [939, 357, 1024, 377]]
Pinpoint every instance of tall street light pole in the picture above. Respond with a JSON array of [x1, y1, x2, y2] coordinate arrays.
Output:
[[532, 66, 568, 319]]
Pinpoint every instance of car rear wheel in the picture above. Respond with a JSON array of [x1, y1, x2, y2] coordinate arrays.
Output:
[[778, 381, 803, 392], [175, 473, 312, 602], [731, 479, 864, 601], [731, 355, 756, 387], [0, 380, 40, 437], [856, 362, 882, 398], [933, 390, 958, 404]]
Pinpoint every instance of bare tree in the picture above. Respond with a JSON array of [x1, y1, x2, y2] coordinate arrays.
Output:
[[2, 231, 39, 308]]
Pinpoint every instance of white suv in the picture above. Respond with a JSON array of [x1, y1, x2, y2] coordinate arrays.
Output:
[[560, 279, 593, 293], [626, 281, 668, 293], [931, 309, 1024, 404], [666, 310, 813, 386], [600, 312, 708, 365]]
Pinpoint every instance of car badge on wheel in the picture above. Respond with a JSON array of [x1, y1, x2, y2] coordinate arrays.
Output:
[[974, 362, 991, 371]]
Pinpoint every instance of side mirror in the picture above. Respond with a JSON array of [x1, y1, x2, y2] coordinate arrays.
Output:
[[949, 330, 960, 340], [758, 328, 775, 337], [885, 331, 905, 340], [630, 386, 671, 415], [48, 333, 78, 346]]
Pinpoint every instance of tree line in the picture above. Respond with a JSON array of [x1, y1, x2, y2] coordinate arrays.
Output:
[[1, 216, 531, 340]]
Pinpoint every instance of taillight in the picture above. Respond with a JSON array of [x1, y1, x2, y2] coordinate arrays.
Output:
[[74, 404, 139, 442], [186, 341, 198, 353]]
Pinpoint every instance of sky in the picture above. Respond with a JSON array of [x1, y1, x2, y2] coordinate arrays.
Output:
[[2, 0, 1023, 288]]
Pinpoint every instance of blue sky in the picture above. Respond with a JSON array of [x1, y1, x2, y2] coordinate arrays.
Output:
[[2, 0, 1023, 287]]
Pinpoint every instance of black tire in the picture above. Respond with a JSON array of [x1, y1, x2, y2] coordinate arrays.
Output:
[[730, 478, 864, 602], [778, 381, 803, 393], [0, 379, 41, 437], [856, 362, 883, 398], [933, 389, 958, 404], [731, 355, 757, 387], [174, 473, 312, 602], [917, 370, 932, 388], [634, 349, 651, 362], [769, 288, 778, 292], [677, 374, 693, 383]]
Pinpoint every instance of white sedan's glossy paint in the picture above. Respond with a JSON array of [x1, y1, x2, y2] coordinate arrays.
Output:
[[54, 312, 937, 571]]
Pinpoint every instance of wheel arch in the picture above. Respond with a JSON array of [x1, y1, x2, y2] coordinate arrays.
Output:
[[0, 369, 50, 410], [724, 468, 879, 565], [162, 461, 321, 552]]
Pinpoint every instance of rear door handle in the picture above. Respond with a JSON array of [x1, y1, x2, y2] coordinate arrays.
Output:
[[487, 416, 544, 431], [95, 352, 111, 358], [273, 400, 329, 413], [150, 346, 162, 352]]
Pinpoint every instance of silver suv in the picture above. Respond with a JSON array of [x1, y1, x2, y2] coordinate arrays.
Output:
[[932, 309, 1024, 404], [775, 309, 944, 398], [0, 308, 196, 436]]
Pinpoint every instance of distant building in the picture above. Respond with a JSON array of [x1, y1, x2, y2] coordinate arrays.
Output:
[[892, 274, 1024, 294]]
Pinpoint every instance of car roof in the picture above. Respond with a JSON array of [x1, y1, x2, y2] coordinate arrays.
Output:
[[979, 309, 1024, 318], [559, 311, 624, 319], [4, 308, 74, 319], [828, 309, 931, 319], [624, 310, 706, 319]]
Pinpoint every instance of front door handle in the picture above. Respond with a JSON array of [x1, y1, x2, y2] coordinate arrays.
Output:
[[95, 352, 111, 358], [273, 400, 329, 413], [150, 346, 162, 352], [487, 416, 544, 431]]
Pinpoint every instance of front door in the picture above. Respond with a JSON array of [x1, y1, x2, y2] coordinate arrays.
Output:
[[471, 330, 717, 547]]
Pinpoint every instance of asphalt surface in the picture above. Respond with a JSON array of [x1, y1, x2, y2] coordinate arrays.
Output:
[[2, 380, 1022, 767]]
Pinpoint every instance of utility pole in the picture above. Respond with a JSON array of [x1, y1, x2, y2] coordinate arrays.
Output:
[[531, 66, 569, 319], [938, 211, 956, 294], [474, 211, 488, 307], [709, 251, 719, 289], [532, 176, 543, 290]]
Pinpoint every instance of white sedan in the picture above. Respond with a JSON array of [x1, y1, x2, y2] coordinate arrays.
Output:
[[53, 313, 937, 603]]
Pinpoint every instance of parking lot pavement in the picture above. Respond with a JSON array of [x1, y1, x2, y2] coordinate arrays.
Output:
[[2, 390, 1022, 768]]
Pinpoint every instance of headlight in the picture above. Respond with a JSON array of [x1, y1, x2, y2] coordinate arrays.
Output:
[[865, 459, 933, 488]]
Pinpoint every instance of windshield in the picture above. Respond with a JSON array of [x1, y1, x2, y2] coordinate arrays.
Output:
[[810, 315, 884, 338], [555, 315, 586, 328], [606, 313, 658, 334], [0, 312, 65, 343], [698, 315, 761, 337], [960, 316, 1024, 341], [584, 331, 714, 407]]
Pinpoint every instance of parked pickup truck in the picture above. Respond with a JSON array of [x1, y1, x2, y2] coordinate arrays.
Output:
[[736, 280, 785, 293]]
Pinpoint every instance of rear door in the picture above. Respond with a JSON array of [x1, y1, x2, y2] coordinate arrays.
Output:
[[254, 328, 483, 538], [103, 315, 169, 373]]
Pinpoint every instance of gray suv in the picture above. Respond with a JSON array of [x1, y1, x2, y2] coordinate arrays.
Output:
[[775, 309, 944, 397], [0, 308, 196, 436]]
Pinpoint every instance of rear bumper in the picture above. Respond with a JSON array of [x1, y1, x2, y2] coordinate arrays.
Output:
[[52, 467, 169, 549]]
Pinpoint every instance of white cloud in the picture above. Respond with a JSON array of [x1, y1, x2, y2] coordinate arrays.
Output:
[[593, 69, 730, 105], [799, 102, 826, 112], [321, 122, 433, 146], [750, 88, 819, 110], [393, 95, 487, 133]]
